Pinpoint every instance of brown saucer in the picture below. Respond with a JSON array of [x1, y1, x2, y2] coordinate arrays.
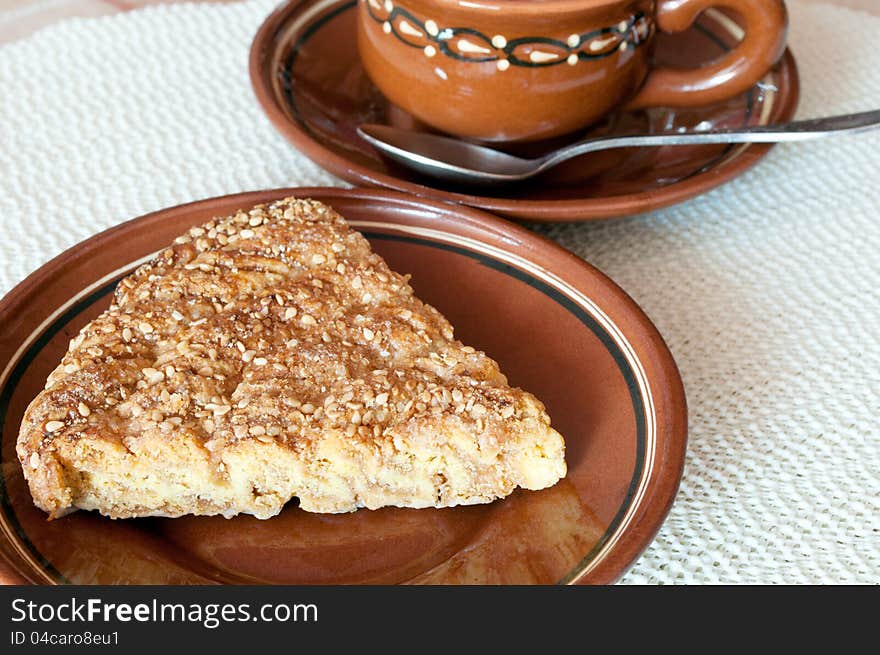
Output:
[[250, 0, 799, 222], [0, 188, 686, 585], [250, 0, 800, 222]]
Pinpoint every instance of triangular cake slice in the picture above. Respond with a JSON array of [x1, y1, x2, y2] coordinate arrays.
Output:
[[18, 198, 566, 519]]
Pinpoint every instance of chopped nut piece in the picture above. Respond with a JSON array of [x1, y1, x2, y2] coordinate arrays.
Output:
[[141, 368, 165, 385]]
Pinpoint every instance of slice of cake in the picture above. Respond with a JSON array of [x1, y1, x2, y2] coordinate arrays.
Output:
[[17, 197, 566, 519]]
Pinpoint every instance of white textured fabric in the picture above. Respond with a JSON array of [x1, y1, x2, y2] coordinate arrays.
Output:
[[0, 0, 877, 584]]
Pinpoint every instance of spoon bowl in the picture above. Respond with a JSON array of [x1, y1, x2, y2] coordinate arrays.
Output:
[[358, 126, 540, 185]]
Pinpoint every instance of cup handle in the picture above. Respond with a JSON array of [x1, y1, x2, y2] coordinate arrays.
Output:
[[626, 0, 788, 109]]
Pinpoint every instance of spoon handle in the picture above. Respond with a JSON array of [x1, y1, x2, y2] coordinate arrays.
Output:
[[542, 109, 880, 171]]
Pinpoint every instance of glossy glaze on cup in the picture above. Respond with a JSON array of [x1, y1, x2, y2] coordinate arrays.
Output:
[[359, 0, 654, 141], [357, 0, 787, 142], [0, 189, 687, 585]]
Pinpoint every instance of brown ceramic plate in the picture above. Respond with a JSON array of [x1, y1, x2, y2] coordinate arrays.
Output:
[[0, 188, 686, 585], [250, 1, 800, 222]]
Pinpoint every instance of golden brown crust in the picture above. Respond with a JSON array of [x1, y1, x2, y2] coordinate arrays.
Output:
[[17, 198, 566, 518]]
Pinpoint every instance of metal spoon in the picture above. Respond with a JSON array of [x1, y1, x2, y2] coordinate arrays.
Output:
[[357, 109, 880, 185]]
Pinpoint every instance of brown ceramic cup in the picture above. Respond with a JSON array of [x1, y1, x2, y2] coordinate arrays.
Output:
[[357, 0, 788, 142]]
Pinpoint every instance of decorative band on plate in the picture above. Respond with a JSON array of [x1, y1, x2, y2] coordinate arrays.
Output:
[[364, 0, 653, 70]]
